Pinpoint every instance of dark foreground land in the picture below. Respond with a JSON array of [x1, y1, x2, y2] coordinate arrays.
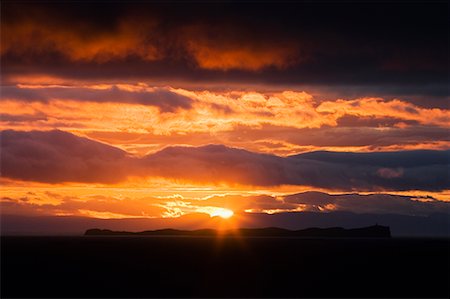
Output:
[[2, 236, 449, 298]]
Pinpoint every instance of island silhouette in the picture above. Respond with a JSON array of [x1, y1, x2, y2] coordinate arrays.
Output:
[[85, 224, 391, 238]]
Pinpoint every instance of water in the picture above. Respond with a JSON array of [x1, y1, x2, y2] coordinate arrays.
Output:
[[2, 236, 449, 298]]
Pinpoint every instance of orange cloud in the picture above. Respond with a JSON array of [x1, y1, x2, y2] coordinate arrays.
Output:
[[2, 14, 301, 71], [181, 25, 300, 71], [2, 18, 161, 62], [317, 97, 450, 127], [2, 84, 449, 156]]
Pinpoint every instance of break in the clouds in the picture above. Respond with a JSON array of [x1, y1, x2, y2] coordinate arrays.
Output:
[[1, 130, 449, 192]]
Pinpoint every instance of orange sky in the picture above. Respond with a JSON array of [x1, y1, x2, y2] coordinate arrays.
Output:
[[1, 79, 449, 221], [1, 2, 449, 226]]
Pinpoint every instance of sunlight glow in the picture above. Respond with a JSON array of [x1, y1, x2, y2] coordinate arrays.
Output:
[[210, 208, 234, 219]]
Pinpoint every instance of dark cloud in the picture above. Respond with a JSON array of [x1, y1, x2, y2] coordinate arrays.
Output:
[[294, 150, 449, 168], [1, 2, 448, 104], [1, 86, 193, 112], [335, 115, 420, 128], [291, 150, 449, 191], [282, 191, 449, 216], [0, 112, 48, 123], [142, 144, 289, 186], [0, 130, 131, 183], [225, 124, 450, 149], [1, 130, 449, 191]]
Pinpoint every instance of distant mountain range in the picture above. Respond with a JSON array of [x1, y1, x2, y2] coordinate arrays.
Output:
[[85, 225, 391, 238]]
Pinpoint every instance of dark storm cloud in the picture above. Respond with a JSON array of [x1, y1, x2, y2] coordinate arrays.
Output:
[[1, 130, 449, 191], [1, 2, 448, 104], [1, 86, 193, 112]]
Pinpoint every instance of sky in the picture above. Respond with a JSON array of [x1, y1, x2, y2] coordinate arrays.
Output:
[[1, 1, 449, 234]]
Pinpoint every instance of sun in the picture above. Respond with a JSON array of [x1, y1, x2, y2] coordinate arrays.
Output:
[[211, 208, 234, 219]]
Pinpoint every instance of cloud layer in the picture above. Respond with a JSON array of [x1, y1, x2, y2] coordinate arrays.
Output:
[[2, 1, 448, 105], [1, 4, 300, 71], [2, 189, 449, 219], [2, 85, 449, 156], [2, 130, 448, 191]]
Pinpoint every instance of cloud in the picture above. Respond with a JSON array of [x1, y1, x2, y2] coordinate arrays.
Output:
[[282, 191, 449, 216], [185, 191, 450, 216], [179, 24, 300, 71], [2, 85, 193, 112], [377, 168, 403, 179], [142, 144, 291, 186], [317, 98, 450, 127], [0, 130, 131, 183], [1, 11, 162, 62], [1, 1, 447, 105], [0, 193, 167, 219], [1, 6, 300, 71], [1, 130, 449, 191], [0, 112, 48, 123], [137, 143, 450, 191], [2, 190, 448, 222], [220, 124, 450, 154], [4, 86, 448, 142]]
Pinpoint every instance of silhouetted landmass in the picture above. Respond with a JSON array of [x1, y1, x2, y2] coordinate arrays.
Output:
[[3, 212, 448, 237], [85, 225, 391, 238]]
